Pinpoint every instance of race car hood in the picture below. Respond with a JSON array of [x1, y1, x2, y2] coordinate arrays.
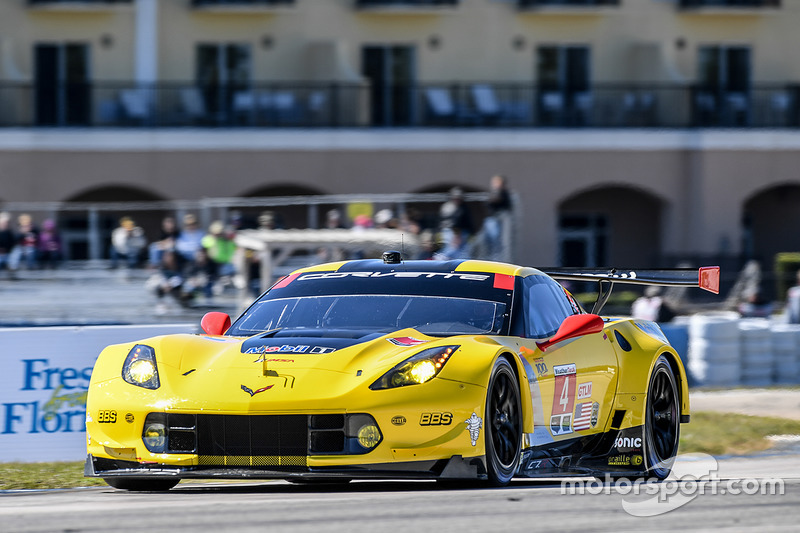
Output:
[[118, 329, 466, 412]]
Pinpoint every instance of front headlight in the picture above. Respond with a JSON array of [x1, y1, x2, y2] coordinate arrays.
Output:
[[122, 344, 160, 390], [370, 345, 459, 390]]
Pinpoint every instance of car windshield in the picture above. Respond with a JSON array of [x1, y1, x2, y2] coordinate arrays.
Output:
[[227, 295, 507, 337]]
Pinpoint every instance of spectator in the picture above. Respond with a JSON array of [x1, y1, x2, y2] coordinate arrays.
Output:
[[440, 187, 474, 237], [787, 270, 800, 324], [374, 209, 396, 229], [738, 289, 773, 318], [257, 211, 277, 230], [152, 250, 188, 313], [483, 174, 513, 261], [148, 216, 180, 268], [0, 212, 15, 273], [37, 219, 63, 269], [202, 220, 236, 280], [110, 216, 146, 269], [415, 229, 438, 260], [325, 209, 346, 229], [631, 287, 674, 322], [174, 213, 205, 263], [11, 213, 39, 270], [434, 228, 471, 260], [184, 248, 217, 303]]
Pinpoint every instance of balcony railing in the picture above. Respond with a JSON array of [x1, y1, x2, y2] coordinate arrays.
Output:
[[1, 81, 798, 129], [28, 0, 132, 5], [356, 0, 459, 8], [191, 0, 294, 7], [678, 0, 780, 8], [519, 0, 619, 8]]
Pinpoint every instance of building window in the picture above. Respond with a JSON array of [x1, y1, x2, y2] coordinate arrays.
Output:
[[361, 45, 416, 126], [695, 45, 751, 126], [195, 43, 251, 123], [34, 43, 91, 126], [536, 45, 591, 126]]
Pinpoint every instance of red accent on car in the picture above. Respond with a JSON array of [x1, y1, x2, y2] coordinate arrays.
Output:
[[699, 266, 720, 294], [536, 314, 605, 352], [493, 273, 515, 290], [201, 312, 231, 336], [272, 273, 300, 290]]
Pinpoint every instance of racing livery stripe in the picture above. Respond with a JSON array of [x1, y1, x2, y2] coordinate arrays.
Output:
[[272, 273, 300, 289], [493, 274, 515, 290]]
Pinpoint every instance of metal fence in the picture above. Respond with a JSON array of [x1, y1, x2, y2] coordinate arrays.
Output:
[[2, 81, 799, 129], [0, 192, 493, 262]]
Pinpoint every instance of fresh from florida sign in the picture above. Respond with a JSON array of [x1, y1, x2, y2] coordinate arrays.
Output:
[[0, 324, 197, 462]]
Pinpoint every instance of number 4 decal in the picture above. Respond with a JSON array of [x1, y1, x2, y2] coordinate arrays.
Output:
[[550, 363, 577, 436]]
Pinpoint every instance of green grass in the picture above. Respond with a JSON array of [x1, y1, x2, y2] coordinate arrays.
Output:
[[680, 411, 800, 456], [2, 411, 799, 490], [0, 462, 107, 491]]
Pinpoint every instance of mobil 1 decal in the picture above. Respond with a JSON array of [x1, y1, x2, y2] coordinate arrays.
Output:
[[550, 363, 577, 436]]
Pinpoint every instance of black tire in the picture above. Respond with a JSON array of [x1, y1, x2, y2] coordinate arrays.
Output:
[[644, 355, 680, 480], [485, 357, 522, 486], [103, 477, 180, 491]]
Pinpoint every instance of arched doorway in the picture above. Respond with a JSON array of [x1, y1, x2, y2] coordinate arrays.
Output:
[[743, 184, 800, 300], [558, 186, 663, 268], [63, 186, 166, 260]]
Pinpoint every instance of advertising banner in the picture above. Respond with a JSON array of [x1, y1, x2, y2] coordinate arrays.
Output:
[[0, 324, 197, 463]]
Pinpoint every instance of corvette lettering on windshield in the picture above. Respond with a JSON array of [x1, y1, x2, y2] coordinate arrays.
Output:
[[297, 272, 491, 282]]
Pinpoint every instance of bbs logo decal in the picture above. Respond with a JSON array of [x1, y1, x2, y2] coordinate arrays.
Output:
[[97, 410, 117, 423], [420, 412, 453, 426]]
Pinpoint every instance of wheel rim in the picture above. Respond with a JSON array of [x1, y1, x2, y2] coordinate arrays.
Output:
[[647, 366, 678, 470], [488, 369, 521, 469]]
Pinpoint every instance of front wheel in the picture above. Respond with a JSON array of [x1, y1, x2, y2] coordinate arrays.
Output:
[[644, 355, 680, 480], [103, 477, 180, 491], [485, 357, 522, 486]]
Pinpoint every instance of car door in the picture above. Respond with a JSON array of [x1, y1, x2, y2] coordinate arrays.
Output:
[[516, 275, 619, 447]]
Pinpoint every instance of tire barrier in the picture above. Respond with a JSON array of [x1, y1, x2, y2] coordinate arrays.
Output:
[[739, 319, 773, 387], [771, 324, 800, 384], [687, 313, 741, 387], [682, 313, 800, 387]]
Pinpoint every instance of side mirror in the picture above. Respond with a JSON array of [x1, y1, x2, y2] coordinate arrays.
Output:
[[536, 314, 604, 352], [201, 312, 231, 336]]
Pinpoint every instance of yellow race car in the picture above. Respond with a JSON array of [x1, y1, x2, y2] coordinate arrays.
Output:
[[84, 252, 719, 490]]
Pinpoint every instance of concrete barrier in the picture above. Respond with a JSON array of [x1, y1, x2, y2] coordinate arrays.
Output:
[[0, 324, 197, 463]]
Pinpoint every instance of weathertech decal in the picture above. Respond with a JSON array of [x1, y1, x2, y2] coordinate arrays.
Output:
[[297, 272, 491, 282], [550, 363, 577, 436]]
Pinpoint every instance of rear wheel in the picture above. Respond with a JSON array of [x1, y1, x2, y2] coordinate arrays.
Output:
[[644, 355, 680, 480], [485, 357, 522, 486], [103, 477, 180, 491]]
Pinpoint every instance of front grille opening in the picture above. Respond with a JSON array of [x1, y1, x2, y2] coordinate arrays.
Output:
[[168, 430, 196, 453], [311, 414, 345, 430], [310, 431, 345, 453], [168, 413, 196, 429]]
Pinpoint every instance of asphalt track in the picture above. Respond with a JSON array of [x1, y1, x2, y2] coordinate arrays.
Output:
[[1, 452, 799, 532]]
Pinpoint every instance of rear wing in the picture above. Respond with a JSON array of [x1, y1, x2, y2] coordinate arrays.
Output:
[[543, 266, 720, 314]]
